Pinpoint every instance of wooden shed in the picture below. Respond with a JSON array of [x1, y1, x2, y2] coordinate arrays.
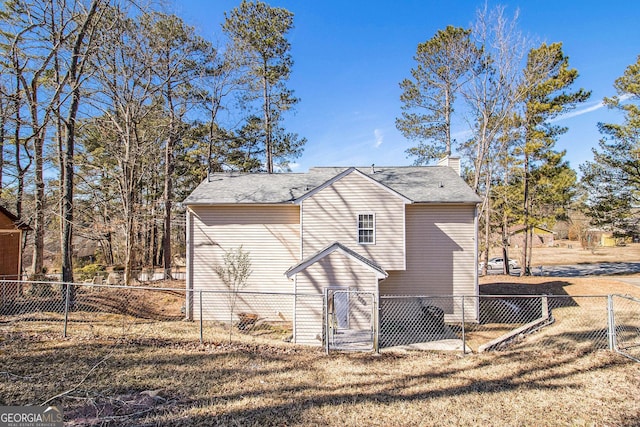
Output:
[[0, 204, 30, 294]]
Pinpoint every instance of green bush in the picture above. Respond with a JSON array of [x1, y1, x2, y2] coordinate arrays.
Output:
[[74, 263, 105, 281]]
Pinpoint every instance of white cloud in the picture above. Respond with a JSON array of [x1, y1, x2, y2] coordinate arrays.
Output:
[[374, 129, 384, 148], [556, 100, 605, 121], [554, 94, 633, 121]]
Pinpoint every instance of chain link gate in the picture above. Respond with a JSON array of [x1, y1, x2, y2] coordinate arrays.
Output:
[[324, 289, 377, 353], [611, 294, 640, 362]]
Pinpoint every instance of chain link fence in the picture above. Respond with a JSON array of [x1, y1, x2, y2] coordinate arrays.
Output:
[[379, 295, 613, 354], [0, 280, 188, 342], [1, 280, 638, 362], [611, 294, 640, 362], [0, 281, 301, 345]]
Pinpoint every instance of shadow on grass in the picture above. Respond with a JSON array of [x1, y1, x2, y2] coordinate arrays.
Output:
[[1, 331, 636, 426], [480, 280, 575, 297]]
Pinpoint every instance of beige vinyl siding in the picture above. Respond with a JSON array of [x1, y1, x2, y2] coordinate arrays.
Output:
[[293, 250, 379, 346], [380, 204, 477, 319], [189, 205, 300, 322], [301, 172, 406, 270]]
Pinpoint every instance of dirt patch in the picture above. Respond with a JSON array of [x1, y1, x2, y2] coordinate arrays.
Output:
[[74, 286, 184, 321]]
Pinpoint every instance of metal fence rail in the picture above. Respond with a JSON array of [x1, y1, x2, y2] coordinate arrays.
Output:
[[1, 280, 638, 361]]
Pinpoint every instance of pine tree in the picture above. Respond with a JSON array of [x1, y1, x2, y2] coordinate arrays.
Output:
[[580, 56, 640, 236], [397, 26, 481, 164], [517, 42, 590, 274], [222, 0, 305, 173]]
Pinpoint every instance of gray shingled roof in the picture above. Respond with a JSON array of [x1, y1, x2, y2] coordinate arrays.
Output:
[[183, 166, 481, 205]]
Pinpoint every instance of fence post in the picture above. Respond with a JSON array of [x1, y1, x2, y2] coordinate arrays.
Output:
[[63, 283, 71, 338], [461, 295, 466, 355], [373, 293, 379, 354], [323, 289, 329, 355], [607, 294, 615, 351], [199, 290, 203, 344]]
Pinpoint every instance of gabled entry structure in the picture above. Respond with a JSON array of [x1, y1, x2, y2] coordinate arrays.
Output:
[[286, 242, 387, 349]]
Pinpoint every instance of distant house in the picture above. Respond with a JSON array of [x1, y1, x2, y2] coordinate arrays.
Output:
[[183, 158, 481, 346], [0, 205, 30, 302], [585, 229, 630, 247], [509, 224, 555, 248]]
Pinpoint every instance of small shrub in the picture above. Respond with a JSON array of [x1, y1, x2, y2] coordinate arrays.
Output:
[[74, 263, 105, 281]]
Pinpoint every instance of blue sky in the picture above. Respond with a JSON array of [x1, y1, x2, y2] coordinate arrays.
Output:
[[172, 0, 640, 173]]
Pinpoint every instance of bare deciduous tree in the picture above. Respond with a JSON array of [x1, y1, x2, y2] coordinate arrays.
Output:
[[214, 245, 252, 343]]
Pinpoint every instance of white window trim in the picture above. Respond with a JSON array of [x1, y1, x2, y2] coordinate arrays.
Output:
[[357, 213, 376, 245]]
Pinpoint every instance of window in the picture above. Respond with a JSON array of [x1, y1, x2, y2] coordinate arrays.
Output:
[[357, 214, 375, 244]]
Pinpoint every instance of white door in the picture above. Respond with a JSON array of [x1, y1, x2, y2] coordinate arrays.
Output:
[[327, 287, 349, 329]]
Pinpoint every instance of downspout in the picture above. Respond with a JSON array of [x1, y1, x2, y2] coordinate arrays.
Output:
[[292, 201, 303, 344], [18, 229, 24, 280], [474, 204, 479, 319], [374, 276, 382, 353], [185, 207, 193, 320]]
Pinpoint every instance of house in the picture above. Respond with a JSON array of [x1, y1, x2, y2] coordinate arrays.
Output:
[[0, 204, 30, 302], [585, 229, 630, 247], [183, 158, 481, 346], [509, 224, 555, 248]]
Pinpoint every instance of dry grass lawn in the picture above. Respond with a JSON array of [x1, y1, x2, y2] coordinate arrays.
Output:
[[2, 252, 640, 426], [1, 327, 639, 426], [2, 273, 640, 427]]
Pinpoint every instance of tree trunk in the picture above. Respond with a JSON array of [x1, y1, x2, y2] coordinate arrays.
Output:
[[502, 195, 511, 275], [263, 60, 273, 173], [163, 86, 176, 279], [483, 194, 491, 276], [444, 88, 452, 156], [527, 225, 534, 274], [163, 139, 174, 278], [0, 97, 5, 191], [521, 152, 530, 276], [13, 69, 28, 219], [124, 200, 135, 285], [61, 101, 78, 286], [61, 0, 101, 286], [32, 131, 45, 279]]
